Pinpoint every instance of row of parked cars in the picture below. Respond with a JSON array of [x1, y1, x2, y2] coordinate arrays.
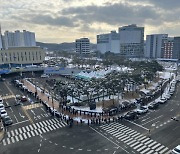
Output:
[[0, 97, 13, 126], [123, 79, 177, 120]]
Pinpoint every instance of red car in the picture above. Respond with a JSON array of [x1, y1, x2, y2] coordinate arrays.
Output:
[[21, 96, 27, 102]]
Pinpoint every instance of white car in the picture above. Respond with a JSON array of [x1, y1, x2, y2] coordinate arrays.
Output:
[[171, 145, 180, 154], [134, 106, 148, 114], [158, 97, 167, 104], [0, 109, 8, 118], [41, 74, 49, 78]]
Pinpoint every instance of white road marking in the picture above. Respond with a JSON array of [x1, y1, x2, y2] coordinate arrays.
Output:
[[142, 115, 163, 125], [125, 120, 149, 131], [14, 115, 19, 123], [12, 120, 29, 126]]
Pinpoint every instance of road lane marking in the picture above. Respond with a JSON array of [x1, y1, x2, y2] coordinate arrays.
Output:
[[125, 120, 149, 131], [14, 115, 19, 123], [142, 115, 163, 125], [89, 126, 129, 153], [22, 106, 34, 124]]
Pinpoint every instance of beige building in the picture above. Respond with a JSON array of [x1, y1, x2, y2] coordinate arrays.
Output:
[[0, 47, 45, 65]]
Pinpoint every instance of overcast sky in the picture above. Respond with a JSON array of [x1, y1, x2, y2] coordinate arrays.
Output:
[[1, 0, 180, 43]]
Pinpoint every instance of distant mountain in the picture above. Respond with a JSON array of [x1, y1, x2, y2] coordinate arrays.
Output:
[[36, 42, 97, 52]]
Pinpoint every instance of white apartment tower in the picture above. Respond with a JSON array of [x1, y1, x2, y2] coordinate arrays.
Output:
[[145, 34, 168, 59], [75, 38, 90, 54], [119, 24, 144, 58], [3, 30, 36, 49]]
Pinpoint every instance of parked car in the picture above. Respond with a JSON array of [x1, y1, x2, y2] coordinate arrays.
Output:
[[134, 106, 148, 114], [0, 97, 3, 104], [21, 96, 27, 102], [171, 145, 180, 154], [0, 104, 5, 111], [41, 74, 49, 78], [158, 97, 167, 104], [124, 111, 138, 120], [2, 116, 13, 126], [148, 102, 159, 109], [0, 109, 8, 118]]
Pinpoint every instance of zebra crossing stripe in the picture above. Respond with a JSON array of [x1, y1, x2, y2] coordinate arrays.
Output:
[[31, 131, 35, 136], [54, 123, 59, 129], [34, 129, 39, 135], [130, 141, 140, 147], [37, 129, 42, 134], [48, 125, 53, 131], [135, 134, 143, 139], [137, 145, 146, 152], [36, 123, 40, 128], [7, 132, 11, 138], [44, 127, 49, 132], [7, 138, 10, 144], [127, 131, 137, 136], [29, 125, 34, 131], [62, 121, 67, 126], [159, 147, 169, 154], [56, 123, 62, 128], [156, 145, 165, 152], [26, 126, 30, 131], [23, 133, 27, 139], [11, 130, 15, 136], [11, 137, 15, 143], [127, 139, 137, 145], [46, 120, 50, 125], [3, 139, 6, 146], [27, 132, 31, 138], [42, 121, 47, 126], [15, 136, 19, 142], [49, 119, 54, 124], [51, 125, 56, 130], [131, 133, 140, 138], [33, 124, 37, 129], [51, 119, 56, 123], [22, 127, 26, 133], [19, 134, 23, 140], [124, 137, 134, 143], [148, 141, 157, 148], [41, 127, 46, 133], [152, 143, 161, 149], [121, 136, 130, 141], [125, 130, 134, 134], [133, 143, 143, 150], [138, 136, 147, 141], [144, 139, 153, 145], [141, 138, 150, 143], [39, 122, 44, 127], [146, 150, 154, 154], [118, 134, 127, 140], [15, 129, 18, 135], [54, 118, 59, 123], [140, 147, 151, 154], [116, 132, 125, 138]]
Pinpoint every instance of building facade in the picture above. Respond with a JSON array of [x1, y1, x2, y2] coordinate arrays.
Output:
[[0, 47, 45, 66], [163, 37, 174, 59], [119, 24, 144, 58], [172, 37, 180, 59], [145, 34, 168, 59], [97, 31, 120, 54], [75, 38, 90, 54], [2, 30, 36, 49]]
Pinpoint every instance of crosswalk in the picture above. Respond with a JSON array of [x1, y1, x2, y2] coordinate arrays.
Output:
[[23, 103, 43, 110], [2, 118, 67, 146], [98, 123, 171, 154], [2, 95, 15, 100]]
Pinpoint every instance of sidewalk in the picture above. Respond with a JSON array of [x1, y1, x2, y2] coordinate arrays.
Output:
[[23, 79, 113, 121], [0, 121, 5, 142]]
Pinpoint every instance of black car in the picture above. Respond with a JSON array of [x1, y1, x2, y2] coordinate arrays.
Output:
[[124, 111, 138, 120], [2, 116, 13, 126], [148, 102, 159, 109]]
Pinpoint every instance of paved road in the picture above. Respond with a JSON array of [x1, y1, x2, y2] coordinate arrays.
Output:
[[0, 78, 179, 154]]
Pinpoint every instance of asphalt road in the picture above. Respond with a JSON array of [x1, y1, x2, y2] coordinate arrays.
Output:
[[0, 77, 179, 154]]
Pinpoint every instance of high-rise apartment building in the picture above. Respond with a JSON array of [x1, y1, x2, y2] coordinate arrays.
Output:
[[2, 30, 36, 49], [119, 24, 144, 58], [163, 37, 174, 59], [75, 38, 90, 54], [145, 34, 168, 59], [172, 37, 180, 59], [97, 31, 120, 54]]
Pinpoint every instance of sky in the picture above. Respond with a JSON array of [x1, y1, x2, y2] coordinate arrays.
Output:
[[1, 0, 180, 43]]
